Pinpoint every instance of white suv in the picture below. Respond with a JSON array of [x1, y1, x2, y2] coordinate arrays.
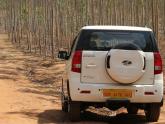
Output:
[[58, 26, 163, 122]]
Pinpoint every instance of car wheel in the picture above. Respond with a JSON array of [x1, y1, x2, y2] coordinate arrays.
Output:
[[68, 101, 81, 121], [145, 104, 161, 122], [127, 105, 138, 114]]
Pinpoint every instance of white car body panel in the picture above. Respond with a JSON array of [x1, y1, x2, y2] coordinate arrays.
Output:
[[82, 26, 152, 31], [81, 51, 154, 85], [68, 72, 163, 103]]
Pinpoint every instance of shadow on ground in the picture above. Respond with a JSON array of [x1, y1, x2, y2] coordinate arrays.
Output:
[[37, 109, 148, 124]]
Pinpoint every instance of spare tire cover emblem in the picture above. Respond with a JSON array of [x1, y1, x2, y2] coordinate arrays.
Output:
[[122, 60, 132, 66]]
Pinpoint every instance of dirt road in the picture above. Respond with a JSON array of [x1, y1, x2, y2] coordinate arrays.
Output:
[[0, 34, 165, 124]]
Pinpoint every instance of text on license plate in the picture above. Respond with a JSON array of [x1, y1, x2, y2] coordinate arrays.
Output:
[[102, 89, 133, 98]]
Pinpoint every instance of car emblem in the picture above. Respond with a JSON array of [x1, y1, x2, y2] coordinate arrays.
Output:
[[122, 60, 132, 66]]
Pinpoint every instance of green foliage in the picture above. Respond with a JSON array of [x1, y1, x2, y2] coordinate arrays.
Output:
[[21, 5, 28, 21], [36, 7, 44, 24], [0, 0, 7, 10]]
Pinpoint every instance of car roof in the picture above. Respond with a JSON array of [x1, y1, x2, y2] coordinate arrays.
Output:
[[82, 25, 152, 32]]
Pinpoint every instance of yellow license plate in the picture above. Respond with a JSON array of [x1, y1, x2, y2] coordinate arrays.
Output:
[[103, 89, 133, 98]]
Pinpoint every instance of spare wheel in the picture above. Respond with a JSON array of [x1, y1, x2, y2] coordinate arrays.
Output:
[[106, 43, 146, 84]]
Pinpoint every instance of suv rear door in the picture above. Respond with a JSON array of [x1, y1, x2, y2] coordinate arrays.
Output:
[[75, 30, 158, 85]]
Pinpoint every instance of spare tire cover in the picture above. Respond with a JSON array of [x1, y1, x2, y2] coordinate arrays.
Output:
[[106, 49, 145, 84]]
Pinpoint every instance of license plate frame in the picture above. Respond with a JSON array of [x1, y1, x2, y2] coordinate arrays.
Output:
[[102, 89, 133, 98]]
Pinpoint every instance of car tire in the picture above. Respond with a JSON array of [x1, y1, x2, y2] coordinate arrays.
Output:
[[145, 104, 161, 122], [127, 105, 138, 114], [68, 101, 81, 121]]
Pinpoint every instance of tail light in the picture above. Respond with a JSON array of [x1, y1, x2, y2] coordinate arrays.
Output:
[[71, 50, 82, 73], [154, 52, 162, 75]]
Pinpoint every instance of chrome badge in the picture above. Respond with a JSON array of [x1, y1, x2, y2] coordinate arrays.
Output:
[[122, 60, 132, 66]]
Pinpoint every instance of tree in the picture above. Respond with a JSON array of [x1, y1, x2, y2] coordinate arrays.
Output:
[[2, 0, 165, 59]]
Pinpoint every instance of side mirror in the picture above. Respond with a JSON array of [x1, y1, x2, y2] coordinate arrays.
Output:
[[58, 51, 69, 60]]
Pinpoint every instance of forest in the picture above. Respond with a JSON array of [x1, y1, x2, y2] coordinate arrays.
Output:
[[0, 0, 165, 59]]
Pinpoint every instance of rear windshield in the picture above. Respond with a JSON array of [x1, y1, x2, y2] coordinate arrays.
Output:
[[76, 30, 158, 52]]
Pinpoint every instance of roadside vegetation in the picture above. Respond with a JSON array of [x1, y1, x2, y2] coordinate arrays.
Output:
[[0, 0, 165, 59]]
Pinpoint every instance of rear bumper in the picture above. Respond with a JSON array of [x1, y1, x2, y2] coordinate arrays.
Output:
[[69, 80, 163, 103]]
